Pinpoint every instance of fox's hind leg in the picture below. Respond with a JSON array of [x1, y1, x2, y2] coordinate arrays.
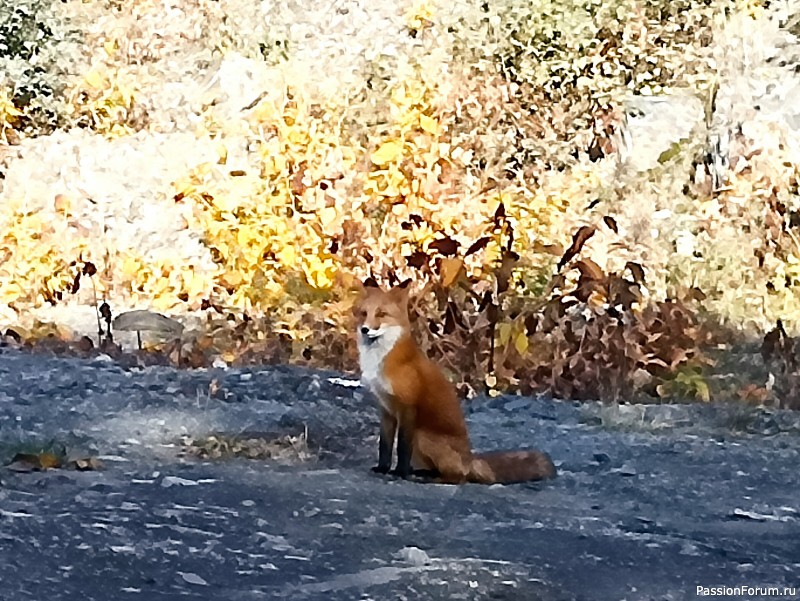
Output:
[[414, 431, 470, 484]]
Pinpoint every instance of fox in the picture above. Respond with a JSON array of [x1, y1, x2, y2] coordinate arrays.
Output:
[[354, 279, 556, 485]]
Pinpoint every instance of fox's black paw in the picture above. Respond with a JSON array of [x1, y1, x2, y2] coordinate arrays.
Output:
[[389, 466, 412, 479], [371, 465, 391, 475]]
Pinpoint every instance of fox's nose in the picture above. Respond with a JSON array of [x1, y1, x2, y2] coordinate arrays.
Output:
[[360, 326, 370, 335]]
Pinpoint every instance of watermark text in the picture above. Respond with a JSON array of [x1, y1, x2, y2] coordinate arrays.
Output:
[[697, 585, 796, 597]]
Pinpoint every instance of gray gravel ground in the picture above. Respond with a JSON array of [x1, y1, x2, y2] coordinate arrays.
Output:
[[0, 345, 799, 601]]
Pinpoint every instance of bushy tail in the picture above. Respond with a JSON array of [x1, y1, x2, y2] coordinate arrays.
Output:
[[469, 449, 556, 484]]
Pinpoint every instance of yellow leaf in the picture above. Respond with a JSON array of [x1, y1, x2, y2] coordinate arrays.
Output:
[[498, 323, 512, 346], [212, 193, 238, 212], [514, 331, 529, 355], [0, 281, 23, 303], [116, 83, 135, 106], [237, 226, 258, 247], [287, 129, 309, 147], [419, 114, 438, 134], [122, 257, 141, 278], [278, 244, 296, 266], [152, 293, 177, 313], [103, 38, 118, 57], [370, 140, 403, 166], [305, 257, 335, 289], [311, 270, 333, 288], [185, 270, 207, 299], [216, 143, 228, 165], [252, 100, 276, 122], [172, 176, 196, 199], [0, 98, 22, 117], [695, 380, 710, 402], [84, 70, 105, 89], [320, 206, 337, 228], [221, 271, 243, 288]]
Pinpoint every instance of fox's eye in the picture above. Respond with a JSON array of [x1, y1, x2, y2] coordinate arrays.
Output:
[[374, 309, 387, 319]]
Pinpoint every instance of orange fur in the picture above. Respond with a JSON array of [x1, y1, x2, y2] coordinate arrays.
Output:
[[354, 282, 556, 484]]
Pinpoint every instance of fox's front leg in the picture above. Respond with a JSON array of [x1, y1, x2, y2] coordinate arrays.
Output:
[[390, 407, 415, 478], [372, 407, 397, 474]]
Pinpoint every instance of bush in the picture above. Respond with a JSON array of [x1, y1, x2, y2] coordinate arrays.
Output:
[[0, 0, 81, 136]]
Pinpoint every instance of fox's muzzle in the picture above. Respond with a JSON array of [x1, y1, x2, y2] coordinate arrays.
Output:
[[360, 326, 383, 343]]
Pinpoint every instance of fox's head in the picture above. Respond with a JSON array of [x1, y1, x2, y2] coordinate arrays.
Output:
[[353, 279, 411, 346]]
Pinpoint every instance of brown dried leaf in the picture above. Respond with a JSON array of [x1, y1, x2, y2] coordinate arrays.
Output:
[[439, 257, 464, 288], [465, 236, 491, 256], [429, 237, 459, 257], [625, 262, 646, 284], [558, 226, 596, 269], [406, 251, 428, 269], [603, 216, 618, 233], [574, 259, 605, 281]]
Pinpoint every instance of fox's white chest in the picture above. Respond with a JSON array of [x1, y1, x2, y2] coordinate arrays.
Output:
[[358, 326, 403, 410]]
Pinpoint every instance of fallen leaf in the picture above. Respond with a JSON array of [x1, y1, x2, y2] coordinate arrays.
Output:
[[7, 452, 62, 472], [68, 457, 104, 471]]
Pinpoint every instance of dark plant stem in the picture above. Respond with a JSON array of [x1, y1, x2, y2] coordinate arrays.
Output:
[[88, 274, 103, 347]]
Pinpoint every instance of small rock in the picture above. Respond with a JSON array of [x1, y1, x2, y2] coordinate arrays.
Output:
[[161, 475, 199, 487], [179, 572, 208, 586], [593, 452, 611, 464], [398, 546, 431, 566]]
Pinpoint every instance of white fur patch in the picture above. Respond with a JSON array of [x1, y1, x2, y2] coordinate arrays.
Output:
[[357, 325, 404, 410]]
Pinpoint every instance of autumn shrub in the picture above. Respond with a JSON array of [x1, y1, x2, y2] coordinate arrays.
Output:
[[0, 202, 90, 310], [0, 0, 81, 136]]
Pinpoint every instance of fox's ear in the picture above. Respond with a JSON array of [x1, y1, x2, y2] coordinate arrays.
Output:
[[362, 277, 380, 289], [389, 279, 412, 304]]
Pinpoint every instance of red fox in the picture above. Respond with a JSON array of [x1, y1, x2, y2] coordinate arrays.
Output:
[[354, 280, 556, 484]]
